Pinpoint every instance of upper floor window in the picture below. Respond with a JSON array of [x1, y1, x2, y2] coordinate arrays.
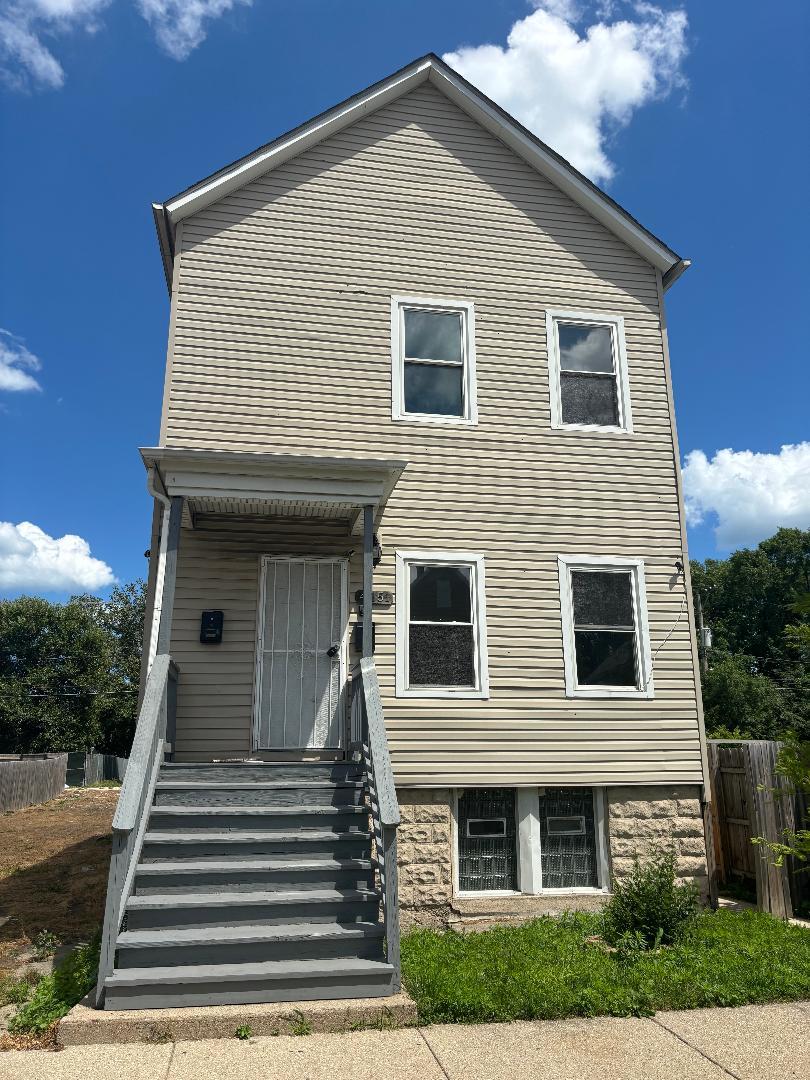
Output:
[[395, 550, 489, 698], [558, 555, 653, 698], [391, 297, 477, 425], [546, 310, 632, 433]]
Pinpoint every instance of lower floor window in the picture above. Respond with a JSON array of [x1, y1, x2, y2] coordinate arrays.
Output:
[[455, 786, 605, 895], [457, 788, 518, 892], [538, 787, 599, 889]]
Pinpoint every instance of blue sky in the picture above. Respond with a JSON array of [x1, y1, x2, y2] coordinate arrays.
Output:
[[1, 0, 808, 599]]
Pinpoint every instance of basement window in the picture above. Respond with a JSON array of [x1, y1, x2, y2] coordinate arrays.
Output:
[[546, 310, 632, 432], [457, 789, 518, 893], [395, 551, 489, 698], [391, 297, 477, 424], [558, 555, 653, 698], [538, 788, 601, 890]]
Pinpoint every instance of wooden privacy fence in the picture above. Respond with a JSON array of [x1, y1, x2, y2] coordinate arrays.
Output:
[[707, 740, 808, 919], [66, 752, 128, 787], [0, 753, 68, 812]]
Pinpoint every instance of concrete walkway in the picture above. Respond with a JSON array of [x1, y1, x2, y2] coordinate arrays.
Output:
[[1, 1001, 808, 1080]]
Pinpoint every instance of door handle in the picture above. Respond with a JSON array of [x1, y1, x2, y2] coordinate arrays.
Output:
[[326, 645, 339, 658]]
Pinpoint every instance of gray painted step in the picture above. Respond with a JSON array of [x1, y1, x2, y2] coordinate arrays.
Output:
[[134, 857, 376, 894], [159, 763, 363, 784], [141, 829, 372, 861], [103, 957, 395, 1010], [148, 805, 368, 832], [153, 781, 365, 807], [125, 888, 381, 930], [115, 921, 385, 968]]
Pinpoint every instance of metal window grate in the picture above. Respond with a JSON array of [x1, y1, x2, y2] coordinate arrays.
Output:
[[539, 788, 598, 889], [457, 789, 517, 891]]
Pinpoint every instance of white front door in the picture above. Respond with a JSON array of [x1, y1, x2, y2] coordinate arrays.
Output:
[[254, 557, 347, 750]]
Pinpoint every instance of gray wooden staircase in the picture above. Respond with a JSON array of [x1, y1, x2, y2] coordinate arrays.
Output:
[[100, 762, 395, 1010]]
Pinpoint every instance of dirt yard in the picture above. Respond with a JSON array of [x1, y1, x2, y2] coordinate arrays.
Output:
[[0, 788, 117, 978]]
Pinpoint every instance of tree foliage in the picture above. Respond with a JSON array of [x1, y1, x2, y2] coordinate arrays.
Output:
[[0, 582, 145, 756], [692, 528, 810, 741]]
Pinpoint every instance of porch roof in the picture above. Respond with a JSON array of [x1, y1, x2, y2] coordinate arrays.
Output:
[[140, 447, 407, 533]]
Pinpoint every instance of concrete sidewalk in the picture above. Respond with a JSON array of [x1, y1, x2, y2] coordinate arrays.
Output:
[[1, 1001, 808, 1080]]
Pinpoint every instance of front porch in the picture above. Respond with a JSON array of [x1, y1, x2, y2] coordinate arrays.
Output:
[[94, 447, 406, 1010]]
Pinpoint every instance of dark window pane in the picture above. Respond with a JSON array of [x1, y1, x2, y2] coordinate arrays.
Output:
[[539, 788, 598, 888], [404, 362, 464, 416], [571, 570, 634, 628], [458, 789, 517, 891], [467, 818, 507, 838], [558, 323, 614, 373], [409, 624, 475, 687], [410, 565, 471, 623], [404, 308, 462, 362], [560, 371, 619, 426], [574, 629, 638, 687]]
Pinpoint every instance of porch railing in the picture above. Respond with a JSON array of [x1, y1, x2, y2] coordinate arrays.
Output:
[[94, 653, 178, 1006], [350, 656, 401, 991]]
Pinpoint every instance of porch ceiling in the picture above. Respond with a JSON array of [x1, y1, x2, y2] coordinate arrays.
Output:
[[140, 447, 407, 533]]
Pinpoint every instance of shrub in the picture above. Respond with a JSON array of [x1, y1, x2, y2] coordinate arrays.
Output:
[[8, 937, 99, 1035], [602, 848, 699, 948]]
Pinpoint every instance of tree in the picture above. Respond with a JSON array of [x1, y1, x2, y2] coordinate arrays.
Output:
[[0, 582, 145, 756], [692, 528, 810, 740]]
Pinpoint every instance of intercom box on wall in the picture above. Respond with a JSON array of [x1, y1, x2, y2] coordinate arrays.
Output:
[[200, 610, 224, 644]]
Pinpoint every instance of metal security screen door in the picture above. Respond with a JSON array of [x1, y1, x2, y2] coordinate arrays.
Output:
[[254, 557, 347, 750]]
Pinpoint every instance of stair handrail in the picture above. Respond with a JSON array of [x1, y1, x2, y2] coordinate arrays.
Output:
[[355, 656, 401, 990], [94, 653, 176, 1006]]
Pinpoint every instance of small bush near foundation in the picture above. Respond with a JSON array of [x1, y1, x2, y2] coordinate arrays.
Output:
[[401, 910, 810, 1024], [602, 848, 700, 948], [8, 937, 99, 1035]]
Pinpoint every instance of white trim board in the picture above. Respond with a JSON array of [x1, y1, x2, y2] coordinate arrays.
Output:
[[153, 55, 684, 290]]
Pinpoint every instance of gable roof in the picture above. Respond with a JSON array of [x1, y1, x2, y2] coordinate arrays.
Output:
[[153, 53, 689, 293]]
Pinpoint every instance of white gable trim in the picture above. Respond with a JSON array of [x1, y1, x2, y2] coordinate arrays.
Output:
[[155, 55, 684, 288]]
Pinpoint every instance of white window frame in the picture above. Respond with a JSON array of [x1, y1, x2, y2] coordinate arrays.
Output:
[[452, 787, 611, 897], [395, 550, 489, 699], [546, 309, 632, 434], [391, 295, 478, 425], [558, 554, 653, 699]]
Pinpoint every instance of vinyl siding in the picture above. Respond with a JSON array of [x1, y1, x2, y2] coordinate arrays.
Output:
[[163, 82, 703, 785]]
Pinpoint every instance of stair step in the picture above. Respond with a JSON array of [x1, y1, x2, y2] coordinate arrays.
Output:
[[142, 829, 371, 858], [116, 921, 385, 967], [158, 763, 364, 784], [103, 957, 395, 1009], [154, 780, 365, 808], [133, 857, 376, 894]]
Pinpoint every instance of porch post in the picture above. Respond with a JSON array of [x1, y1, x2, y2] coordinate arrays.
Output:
[[362, 504, 374, 658], [155, 495, 184, 656]]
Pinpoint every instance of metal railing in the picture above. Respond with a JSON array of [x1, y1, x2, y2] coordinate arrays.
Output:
[[350, 657, 401, 990], [94, 653, 178, 1006]]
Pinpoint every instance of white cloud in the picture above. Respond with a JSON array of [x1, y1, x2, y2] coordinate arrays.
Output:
[[0, 0, 249, 88], [137, 0, 251, 62], [683, 444, 810, 551], [0, 521, 116, 592], [444, 2, 688, 183], [0, 329, 43, 392]]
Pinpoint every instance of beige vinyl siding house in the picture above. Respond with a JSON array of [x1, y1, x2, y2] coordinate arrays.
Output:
[[134, 56, 708, 938]]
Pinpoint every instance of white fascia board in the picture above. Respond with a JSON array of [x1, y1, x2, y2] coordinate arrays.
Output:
[[426, 66, 679, 275], [164, 62, 433, 225]]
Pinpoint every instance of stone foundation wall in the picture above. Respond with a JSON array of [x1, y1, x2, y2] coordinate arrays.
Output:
[[396, 784, 709, 928], [606, 784, 709, 896]]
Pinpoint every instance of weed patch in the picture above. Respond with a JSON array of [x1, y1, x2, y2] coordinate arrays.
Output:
[[401, 910, 810, 1025], [8, 937, 99, 1035]]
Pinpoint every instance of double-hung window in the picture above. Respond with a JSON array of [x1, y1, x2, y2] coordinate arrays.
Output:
[[391, 297, 477, 424], [395, 551, 488, 698], [558, 555, 653, 698], [546, 310, 631, 432]]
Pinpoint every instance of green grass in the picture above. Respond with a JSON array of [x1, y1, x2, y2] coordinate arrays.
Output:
[[401, 910, 810, 1025], [8, 937, 100, 1035]]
